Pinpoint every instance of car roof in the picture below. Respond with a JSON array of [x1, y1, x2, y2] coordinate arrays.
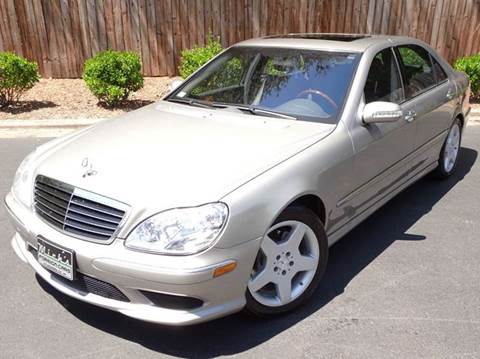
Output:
[[234, 33, 416, 53]]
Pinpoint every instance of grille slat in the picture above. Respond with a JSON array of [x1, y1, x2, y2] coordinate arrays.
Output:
[[65, 211, 118, 231], [34, 194, 68, 217], [64, 218, 115, 237], [35, 202, 66, 226], [67, 204, 123, 224], [35, 182, 73, 202], [70, 196, 124, 218], [35, 191, 68, 212], [34, 175, 128, 242]]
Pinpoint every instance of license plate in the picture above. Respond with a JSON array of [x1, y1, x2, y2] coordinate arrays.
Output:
[[37, 237, 75, 280]]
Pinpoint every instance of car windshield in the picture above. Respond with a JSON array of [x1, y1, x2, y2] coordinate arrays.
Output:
[[168, 47, 360, 123]]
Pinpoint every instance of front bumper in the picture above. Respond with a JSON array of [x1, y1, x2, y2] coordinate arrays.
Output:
[[5, 192, 261, 325]]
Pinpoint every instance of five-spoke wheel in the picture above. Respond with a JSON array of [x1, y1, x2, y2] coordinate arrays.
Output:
[[246, 206, 328, 316], [433, 118, 462, 178]]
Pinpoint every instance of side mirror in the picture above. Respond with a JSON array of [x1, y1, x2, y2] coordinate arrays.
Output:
[[362, 101, 403, 124], [169, 79, 183, 92]]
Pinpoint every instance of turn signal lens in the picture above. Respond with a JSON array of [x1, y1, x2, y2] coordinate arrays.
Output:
[[213, 261, 237, 278]]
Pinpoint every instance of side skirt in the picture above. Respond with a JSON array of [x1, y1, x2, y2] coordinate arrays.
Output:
[[327, 160, 438, 246]]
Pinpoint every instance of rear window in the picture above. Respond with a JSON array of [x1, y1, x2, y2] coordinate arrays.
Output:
[[397, 45, 436, 99]]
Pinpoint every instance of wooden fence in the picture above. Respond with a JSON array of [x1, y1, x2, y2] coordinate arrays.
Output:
[[0, 0, 479, 78]]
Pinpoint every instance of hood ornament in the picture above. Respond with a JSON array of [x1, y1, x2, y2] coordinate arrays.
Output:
[[82, 157, 98, 178]]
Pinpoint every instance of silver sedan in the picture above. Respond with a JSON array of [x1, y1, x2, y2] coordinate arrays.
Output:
[[5, 34, 471, 325]]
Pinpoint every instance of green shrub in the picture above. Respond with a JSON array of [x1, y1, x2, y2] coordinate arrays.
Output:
[[178, 34, 223, 79], [454, 54, 480, 100], [83, 50, 144, 107], [0, 52, 39, 108]]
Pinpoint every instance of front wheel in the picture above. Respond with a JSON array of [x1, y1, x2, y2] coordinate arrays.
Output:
[[433, 118, 462, 178], [245, 206, 328, 316]]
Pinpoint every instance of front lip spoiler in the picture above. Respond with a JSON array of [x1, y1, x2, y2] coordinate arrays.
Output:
[[10, 233, 245, 325]]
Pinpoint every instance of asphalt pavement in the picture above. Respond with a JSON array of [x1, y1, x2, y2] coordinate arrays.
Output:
[[1, 126, 480, 359]]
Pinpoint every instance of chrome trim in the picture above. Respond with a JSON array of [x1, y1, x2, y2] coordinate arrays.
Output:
[[33, 175, 131, 244]]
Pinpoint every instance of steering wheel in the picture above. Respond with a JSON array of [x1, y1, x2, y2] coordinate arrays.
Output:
[[296, 89, 338, 110]]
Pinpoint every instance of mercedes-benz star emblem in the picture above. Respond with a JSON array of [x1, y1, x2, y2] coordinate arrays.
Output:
[[82, 157, 98, 178]]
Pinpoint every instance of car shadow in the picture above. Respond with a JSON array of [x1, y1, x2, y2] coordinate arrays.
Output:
[[36, 147, 477, 358]]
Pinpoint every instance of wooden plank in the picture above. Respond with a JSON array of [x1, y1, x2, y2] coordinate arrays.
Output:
[[235, 0, 244, 40], [211, 0, 221, 39], [380, 0, 391, 34], [251, 0, 260, 37], [5, 0, 23, 55], [228, 0, 236, 42], [146, 0, 159, 75], [162, 0, 175, 76], [86, 0, 99, 54], [465, 0, 478, 56], [31, 0, 52, 77], [69, 0, 85, 76], [154, 0, 167, 76], [430, 0, 444, 48], [95, 0, 107, 51], [41, 0, 62, 77], [103, 0, 116, 49], [13, 0, 32, 59], [196, 0, 205, 44], [129, 0, 142, 55], [282, 0, 290, 33], [59, 0, 78, 77], [137, 0, 151, 75], [76, 0, 92, 60], [171, 0, 183, 71], [0, 1, 13, 52], [111, 0, 126, 51], [344, 0, 355, 33], [120, 0, 132, 50]]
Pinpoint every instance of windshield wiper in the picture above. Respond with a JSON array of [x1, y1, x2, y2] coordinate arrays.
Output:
[[167, 97, 226, 109], [235, 105, 297, 120]]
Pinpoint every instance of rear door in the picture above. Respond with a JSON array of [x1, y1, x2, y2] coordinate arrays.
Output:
[[395, 44, 456, 153]]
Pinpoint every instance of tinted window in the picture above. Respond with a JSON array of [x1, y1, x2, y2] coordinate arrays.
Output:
[[171, 47, 360, 123], [364, 48, 404, 104], [431, 56, 448, 83], [397, 45, 435, 99]]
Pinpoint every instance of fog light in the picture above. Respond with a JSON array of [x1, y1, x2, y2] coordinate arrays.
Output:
[[213, 261, 237, 278]]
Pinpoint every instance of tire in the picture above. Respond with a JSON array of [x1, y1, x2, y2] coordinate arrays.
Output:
[[245, 206, 328, 317], [432, 118, 462, 178]]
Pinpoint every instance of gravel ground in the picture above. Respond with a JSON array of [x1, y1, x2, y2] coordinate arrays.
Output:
[[0, 77, 174, 120]]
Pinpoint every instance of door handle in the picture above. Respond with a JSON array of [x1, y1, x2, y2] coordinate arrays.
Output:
[[405, 109, 416, 123], [446, 88, 455, 100]]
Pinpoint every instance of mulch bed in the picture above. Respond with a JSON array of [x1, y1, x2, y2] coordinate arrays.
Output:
[[0, 77, 174, 120]]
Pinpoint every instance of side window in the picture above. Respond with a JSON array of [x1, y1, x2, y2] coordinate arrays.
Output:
[[364, 48, 404, 104], [431, 55, 448, 83], [397, 45, 435, 99]]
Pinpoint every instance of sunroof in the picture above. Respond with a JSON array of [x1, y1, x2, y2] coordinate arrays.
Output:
[[265, 34, 370, 42]]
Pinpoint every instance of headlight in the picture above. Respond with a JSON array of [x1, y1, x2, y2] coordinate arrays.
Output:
[[125, 203, 228, 255], [12, 151, 36, 207]]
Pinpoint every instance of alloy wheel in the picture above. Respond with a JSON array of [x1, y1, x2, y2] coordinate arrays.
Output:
[[248, 220, 319, 307], [444, 123, 460, 173]]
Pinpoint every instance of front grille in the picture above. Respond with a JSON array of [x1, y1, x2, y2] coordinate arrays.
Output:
[[29, 246, 130, 302], [34, 175, 128, 241], [54, 272, 130, 302]]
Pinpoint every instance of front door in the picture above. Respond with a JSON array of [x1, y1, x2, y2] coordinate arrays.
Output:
[[335, 47, 417, 230]]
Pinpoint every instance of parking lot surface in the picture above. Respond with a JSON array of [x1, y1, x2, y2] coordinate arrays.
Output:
[[1, 126, 479, 358]]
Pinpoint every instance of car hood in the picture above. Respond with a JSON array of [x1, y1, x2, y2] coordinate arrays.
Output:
[[36, 101, 334, 214]]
